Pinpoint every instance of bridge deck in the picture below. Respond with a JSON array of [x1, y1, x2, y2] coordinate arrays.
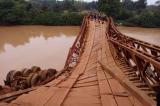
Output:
[[1, 20, 145, 106]]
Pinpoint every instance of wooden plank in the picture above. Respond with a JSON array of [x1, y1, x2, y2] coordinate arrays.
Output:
[[0, 87, 37, 101], [99, 61, 156, 106], [108, 79, 133, 106], [45, 19, 97, 106], [2, 15, 156, 106], [12, 87, 57, 106], [45, 75, 80, 106], [97, 70, 117, 106], [62, 20, 102, 106], [97, 47, 117, 106]]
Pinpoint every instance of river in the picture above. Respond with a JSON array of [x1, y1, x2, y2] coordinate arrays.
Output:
[[0, 26, 159, 85], [0, 26, 79, 85], [117, 26, 160, 46]]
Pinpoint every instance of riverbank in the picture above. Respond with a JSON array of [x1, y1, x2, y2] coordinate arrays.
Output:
[[117, 21, 160, 28], [116, 10, 160, 28], [0, 12, 84, 26]]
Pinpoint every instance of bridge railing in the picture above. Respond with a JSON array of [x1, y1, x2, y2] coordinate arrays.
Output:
[[64, 15, 89, 69], [107, 17, 160, 91]]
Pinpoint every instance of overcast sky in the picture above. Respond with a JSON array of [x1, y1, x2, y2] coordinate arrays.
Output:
[[136, 0, 157, 5], [85, 0, 158, 5]]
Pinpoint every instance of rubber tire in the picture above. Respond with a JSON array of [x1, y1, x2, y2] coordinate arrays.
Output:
[[5, 70, 15, 86], [38, 70, 45, 81], [21, 68, 26, 74], [23, 68, 33, 77], [18, 79, 28, 90], [7, 71, 22, 90], [31, 74, 41, 86], [47, 69, 57, 78], [31, 66, 41, 73], [10, 71, 22, 82], [26, 73, 34, 88], [40, 70, 48, 81]]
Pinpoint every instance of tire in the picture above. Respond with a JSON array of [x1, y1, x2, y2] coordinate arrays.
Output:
[[5, 70, 15, 86], [31, 74, 41, 86], [38, 70, 43, 76], [31, 66, 41, 73], [10, 71, 22, 81], [21, 68, 27, 74], [9, 71, 22, 89], [23, 68, 33, 77], [40, 70, 48, 81], [47, 69, 57, 78], [17, 79, 28, 90], [26, 73, 34, 88], [38, 70, 45, 81]]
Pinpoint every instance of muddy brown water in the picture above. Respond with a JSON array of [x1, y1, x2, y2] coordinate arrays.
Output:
[[117, 26, 160, 46], [0, 26, 159, 85], [0, 26, 79, 85]]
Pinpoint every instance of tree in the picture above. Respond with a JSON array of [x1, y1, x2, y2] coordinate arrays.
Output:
[[87, 1, 97, 10], [98, 0, 121, 18], [154, 1, 160, 16], [97, 0, 107, 12], [122, 0, 135, 10], [155, 0, 160, 10], [135, 0, 147, 10], [63, 0, 74, 10], [156, 0, 160, 6], [0, 0, 16, 24]]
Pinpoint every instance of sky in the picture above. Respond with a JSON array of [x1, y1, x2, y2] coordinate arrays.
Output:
[[85, 0, 158, 5], [137, 0, 157, 5]]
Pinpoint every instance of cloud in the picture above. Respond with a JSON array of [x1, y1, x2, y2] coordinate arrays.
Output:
[[147, 0, 157, 5], [133, 0, 157, 5], [84, 0, 158, 5]]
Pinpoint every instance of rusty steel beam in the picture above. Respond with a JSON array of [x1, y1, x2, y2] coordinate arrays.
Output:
[[64, 16, 89, 68], [64, 13, 160, 92], [107, 17, 160, 91], [109, 39, 160, 69]]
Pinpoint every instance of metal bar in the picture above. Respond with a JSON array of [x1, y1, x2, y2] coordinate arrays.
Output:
[[108, 17, 160, 91]]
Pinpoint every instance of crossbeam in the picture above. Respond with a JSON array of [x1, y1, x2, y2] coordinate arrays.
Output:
[[107, 17, 160, 92]]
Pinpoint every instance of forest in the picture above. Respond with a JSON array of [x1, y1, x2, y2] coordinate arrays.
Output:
[[98, 0, 160, 27], [0, 0, 96, 25], [0, 0, 160, 27]]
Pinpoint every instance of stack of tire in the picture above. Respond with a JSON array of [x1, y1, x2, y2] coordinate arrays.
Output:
[[4, 66, 57, 91]]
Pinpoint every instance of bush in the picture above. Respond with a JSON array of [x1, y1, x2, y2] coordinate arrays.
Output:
[[0, 11, 84, 25], [125, 10, 160, 28], [139, 11, 157, 27], [0, 0, 84, 26], [116, 9, 134, 20], [126, 15, 141, 25]]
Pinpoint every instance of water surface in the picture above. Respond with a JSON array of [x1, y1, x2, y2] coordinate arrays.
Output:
[[118, 26, 160, 46], [0, 25, 159, 85], [0, 26, 79, 84]]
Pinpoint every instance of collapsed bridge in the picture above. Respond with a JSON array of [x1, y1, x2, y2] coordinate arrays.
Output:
[[0, 14, 160, 106]]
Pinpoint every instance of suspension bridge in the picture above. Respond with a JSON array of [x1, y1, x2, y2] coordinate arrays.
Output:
[[0, 13, 160, 106]]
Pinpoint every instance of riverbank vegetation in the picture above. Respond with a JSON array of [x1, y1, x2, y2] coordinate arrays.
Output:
[[0, 0, 160, 28], [0, 0, 97, 25], [98, 0, 160, 28]]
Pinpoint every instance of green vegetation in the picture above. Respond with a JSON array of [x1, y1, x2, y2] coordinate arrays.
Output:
[[98, 0, 160, 28], [0, 0, 97, 25], [0, 0, 159, 27], [98, 0, 121, 18]]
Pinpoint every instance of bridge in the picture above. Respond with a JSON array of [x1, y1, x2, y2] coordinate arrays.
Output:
[[0, 14, 160, 106]]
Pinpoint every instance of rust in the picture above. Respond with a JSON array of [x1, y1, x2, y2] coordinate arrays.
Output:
[[0, 13, 159, 106], [107, 17, 160, 92]]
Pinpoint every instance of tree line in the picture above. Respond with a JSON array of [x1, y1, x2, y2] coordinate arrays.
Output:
[[98, 0, 160, 28], [0, 0, 97, 25], [0, 0, 159, 27]]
